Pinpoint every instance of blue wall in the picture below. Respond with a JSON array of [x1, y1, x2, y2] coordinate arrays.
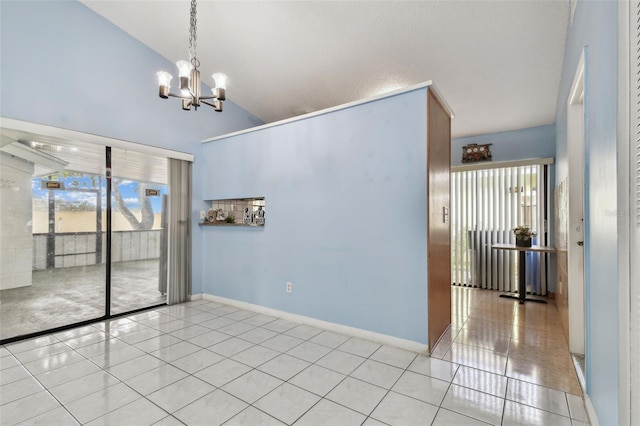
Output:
[[554, 1, 619, 424], [452, 125, 555, 167], [0, 0, 262, 294], [201, 89, 430, 344]]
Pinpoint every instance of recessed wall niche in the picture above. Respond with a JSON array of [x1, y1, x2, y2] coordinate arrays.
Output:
[[201, 197, 265, 226]]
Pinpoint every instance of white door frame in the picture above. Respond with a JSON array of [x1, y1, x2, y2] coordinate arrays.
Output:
[[567, 51, 586, 356]]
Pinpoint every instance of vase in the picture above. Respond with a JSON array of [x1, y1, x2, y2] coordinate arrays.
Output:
[[516, 238, 532, 248]]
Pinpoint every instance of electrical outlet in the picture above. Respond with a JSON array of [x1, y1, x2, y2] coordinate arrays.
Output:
[[286, 282, 292, 293], [199, 210, 206, 220]]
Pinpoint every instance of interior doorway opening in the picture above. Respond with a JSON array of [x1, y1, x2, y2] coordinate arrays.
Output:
[[450, 161, 552, 296], [566, 51, 586, 362], [549, 49, 587, 392]]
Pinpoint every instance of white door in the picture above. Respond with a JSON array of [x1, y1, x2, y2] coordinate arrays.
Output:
[[567, 52, 586, 356]]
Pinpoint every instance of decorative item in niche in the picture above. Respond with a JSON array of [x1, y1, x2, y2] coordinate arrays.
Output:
[[206, 208, 215, 222], [255, 206, 265, 225], [202, 197, 265, 226], [462, 143, 492, 163]]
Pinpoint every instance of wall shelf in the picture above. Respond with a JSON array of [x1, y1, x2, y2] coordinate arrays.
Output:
[[202, 197, 265, 227], [198, 222, 263, 227]]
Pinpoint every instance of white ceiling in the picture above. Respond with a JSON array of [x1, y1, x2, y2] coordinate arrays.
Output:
[[84, 0, 569, 139]]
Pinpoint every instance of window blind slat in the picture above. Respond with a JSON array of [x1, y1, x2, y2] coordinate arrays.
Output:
[[630, 2, 640, 424]]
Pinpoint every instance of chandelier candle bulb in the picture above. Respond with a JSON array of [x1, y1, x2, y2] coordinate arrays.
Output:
[[156, 71, 172, 98], [176, 60, 193, 78], [212, 73, 227, 100], [213, 87, 225, 102], [176, 60, 193, 95]]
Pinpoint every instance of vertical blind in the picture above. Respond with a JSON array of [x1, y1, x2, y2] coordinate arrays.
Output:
[[451, 164, 549, 295], [630, 1, 640, 423], [167, 158, 192, 305]]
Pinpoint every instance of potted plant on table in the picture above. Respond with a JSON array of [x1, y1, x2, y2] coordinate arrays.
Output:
[[513, 225, 536, 247]]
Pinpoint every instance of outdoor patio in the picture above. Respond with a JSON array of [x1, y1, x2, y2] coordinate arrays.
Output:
[[0, 259, 165, 341]]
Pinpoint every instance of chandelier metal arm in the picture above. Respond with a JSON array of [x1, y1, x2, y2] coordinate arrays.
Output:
[[201, 99, 223, 112], [165, 92, 193, 100], [162, 91, 223, 101]]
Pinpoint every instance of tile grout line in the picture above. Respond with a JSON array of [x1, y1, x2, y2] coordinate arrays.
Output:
[[4, 314, 184, 424], [122, 310, 343, 423], [5, 340, 84, 426], [2, 294, 588, 426], [160, 320, 338, 424], [356, 346, 419, 425], [428, 362, 460, 426]]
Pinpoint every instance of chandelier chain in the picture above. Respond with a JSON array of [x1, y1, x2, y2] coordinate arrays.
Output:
[[188, 0, 200, 69]]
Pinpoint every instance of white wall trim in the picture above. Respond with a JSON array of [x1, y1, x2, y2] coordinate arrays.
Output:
[[202, 81, 454, 144], [0, 117, 195, 162], [189, 293, 203, 301], [585, 394, 601, 426], [451, 157, 554, 173], [201, 293, 430, 354]]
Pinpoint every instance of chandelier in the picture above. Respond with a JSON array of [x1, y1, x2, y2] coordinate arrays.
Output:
[[156, 0, 226, 112]]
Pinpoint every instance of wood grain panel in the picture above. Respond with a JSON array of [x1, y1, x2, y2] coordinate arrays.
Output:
[[427, 89, 452, 351]]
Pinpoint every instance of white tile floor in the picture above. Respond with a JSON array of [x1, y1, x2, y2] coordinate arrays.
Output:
[[0, 299, 590, 425]]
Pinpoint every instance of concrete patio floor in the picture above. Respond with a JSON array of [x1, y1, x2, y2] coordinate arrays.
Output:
[[0, 260, 166, 341]]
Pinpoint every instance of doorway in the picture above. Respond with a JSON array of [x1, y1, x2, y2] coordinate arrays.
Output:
[[110, 146, 169, 315], [566, 51, 586, 358], [451, 162, 551, 295]]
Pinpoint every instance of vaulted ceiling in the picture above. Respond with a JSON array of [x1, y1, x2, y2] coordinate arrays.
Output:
[[84, 1, 568, 139]]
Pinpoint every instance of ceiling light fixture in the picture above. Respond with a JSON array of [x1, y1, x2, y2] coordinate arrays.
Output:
[[156, 0, 226, 112]]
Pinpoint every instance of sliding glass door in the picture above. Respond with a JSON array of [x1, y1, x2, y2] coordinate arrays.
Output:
[[0, 142, 107, 340], [0, 138, 169, 342], [110, 148, 168, 315]]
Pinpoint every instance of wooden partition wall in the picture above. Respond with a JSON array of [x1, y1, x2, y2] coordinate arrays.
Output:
[[427, 89, 452, 351]]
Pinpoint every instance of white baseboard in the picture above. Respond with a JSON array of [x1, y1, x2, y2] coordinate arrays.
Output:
[[584, 394, 600, 426], [201, 293, 429, 354], [189, 293, 203, 301]]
